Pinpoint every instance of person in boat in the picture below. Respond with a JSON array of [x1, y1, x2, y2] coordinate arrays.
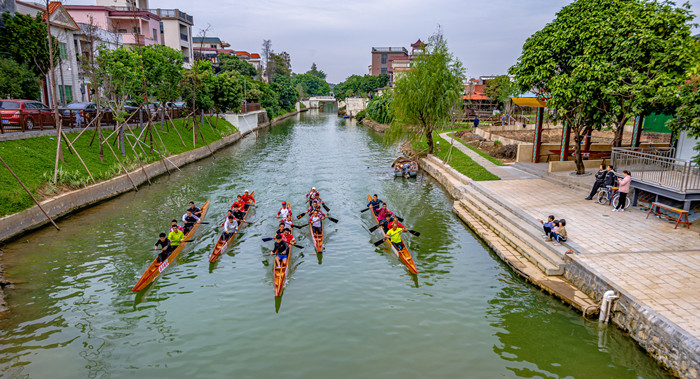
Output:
[[307, 201, 325, 216], [232, 204, 246, 224], [309, 209, 326, 236], [385, 222, 408, 252], [274, 223, 286, 240], [306, 187, 319, 203], [241, 190, 255, 210], [401, 162, 412, 177], [367, 194, 383, 213], [270, 234, 289, 268], [188, 201, 202, 217], [231, 195, 245, 211], [168, 225, 185, 253], [277, 201, 292, 219], [388, 216, 405, 230], [221, 215, 238, 241], [281, 214, 294, 231], [153, 233, 173, 263], [311, 192, 324, 206], [376, 203, 394, 230], [182, 209, 200, 234], [282, 228, 296, 246], [171, 219, 184, 232]]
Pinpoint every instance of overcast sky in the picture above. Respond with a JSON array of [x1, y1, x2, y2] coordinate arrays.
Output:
[[67, 0, 699, 84]]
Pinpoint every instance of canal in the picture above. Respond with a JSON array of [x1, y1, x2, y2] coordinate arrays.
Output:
[[0, 109, 669, 378]]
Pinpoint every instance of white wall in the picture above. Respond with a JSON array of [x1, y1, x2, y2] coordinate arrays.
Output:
[[346, 97, 368, 117], [223, 110, 264, 134], [676, 131, 699, 162]]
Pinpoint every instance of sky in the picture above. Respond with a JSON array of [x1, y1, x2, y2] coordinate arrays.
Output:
[[67, 0, 700, 84]]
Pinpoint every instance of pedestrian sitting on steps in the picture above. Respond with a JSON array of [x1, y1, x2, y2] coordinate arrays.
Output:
[[537, 215, 555, 241], [550, 219, 568, 245]]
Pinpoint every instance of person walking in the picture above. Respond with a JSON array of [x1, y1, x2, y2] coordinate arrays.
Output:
[[585, 164, 607, 200], [473, 116, 480, 128], [612, 170, 632, 212]]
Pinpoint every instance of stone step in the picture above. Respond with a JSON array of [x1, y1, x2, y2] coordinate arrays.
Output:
[[468, 182, 574, 260], [457, 196, 564, 275]]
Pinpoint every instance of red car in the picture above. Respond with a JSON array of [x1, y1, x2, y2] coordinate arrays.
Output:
[[0, 99, 56, 131]]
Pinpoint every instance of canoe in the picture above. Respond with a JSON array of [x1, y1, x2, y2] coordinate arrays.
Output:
[[392, 159, 418, 178], [208, 190, 255, 263], [309, 214, 324, 253], [274, 202, 293, 297], [132, 200, 210, 291], [365, 194, 418, 274]]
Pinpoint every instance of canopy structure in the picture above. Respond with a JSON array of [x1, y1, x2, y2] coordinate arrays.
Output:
[[511, 97, 548, 108]]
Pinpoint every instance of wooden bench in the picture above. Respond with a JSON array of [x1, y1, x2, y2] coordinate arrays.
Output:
[[646, 202, 690, 229]]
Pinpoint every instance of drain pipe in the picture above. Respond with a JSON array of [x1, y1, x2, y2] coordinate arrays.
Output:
[[599, 290, 619, 323]]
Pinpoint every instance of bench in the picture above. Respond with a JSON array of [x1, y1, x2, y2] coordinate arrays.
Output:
[[646, 202, 690, 229]]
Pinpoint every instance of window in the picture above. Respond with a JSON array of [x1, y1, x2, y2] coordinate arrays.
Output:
[[381, 67, 387, 75], [60, 85, 73, 104], [58, 43, 67, 60], [152, 28, 158, 42], [381, 53, 387, 64], [210, 44, 216, 48], [132, 26, 141, 34]]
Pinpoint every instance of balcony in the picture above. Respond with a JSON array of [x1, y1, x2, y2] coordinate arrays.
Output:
[[121, 33, 147, 46], [148, 8, 193, 24], [612, 147, 700, 193]]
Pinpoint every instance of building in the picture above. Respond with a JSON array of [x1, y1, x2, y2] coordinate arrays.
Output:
[[463, 77, 499, 113], [65, 1, 161, 48], [192, 36, 233, 67], [247, 53, 261, 70], [148, 8, 194, 67], [370, 47, 407, 76], [73, 22, 122, 102], [16, 1, 83, 106]]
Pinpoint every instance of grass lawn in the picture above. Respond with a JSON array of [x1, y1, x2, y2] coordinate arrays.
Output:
[[0, 116, 237, 217], [412, 133, 500, 181], [447, 132, 506, 167]]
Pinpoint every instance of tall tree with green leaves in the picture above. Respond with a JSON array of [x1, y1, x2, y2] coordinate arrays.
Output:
[[484, 75, 517, 118], [219, 53, 257, 77], [0, 12, 58, 78], [292, 73, 330, 97], [142, 44, 183, 106], [268, 52, 291, 81], [0, 58, 41, 100], [212, 70, 244, 114], [308, 62, 327, 80], [390, 30, 465, 154]]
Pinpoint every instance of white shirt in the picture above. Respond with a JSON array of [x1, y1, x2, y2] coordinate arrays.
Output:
[[223, 218, 238, 233], [278, 207, 291, 219]]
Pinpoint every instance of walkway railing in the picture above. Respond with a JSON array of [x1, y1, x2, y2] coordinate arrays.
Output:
[[612, 147, 700, 193]]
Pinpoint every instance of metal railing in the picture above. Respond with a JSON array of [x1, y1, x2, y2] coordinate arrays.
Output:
[[148, 9, 193, 23], [612, 147, 700, 193]]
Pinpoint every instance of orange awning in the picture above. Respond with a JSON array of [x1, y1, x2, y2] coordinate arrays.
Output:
[[511, 97, 547, 108]]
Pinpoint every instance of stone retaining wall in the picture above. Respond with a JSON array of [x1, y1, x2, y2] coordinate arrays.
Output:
[[360, 118, 389, 133], [565, 255, 700, 378]]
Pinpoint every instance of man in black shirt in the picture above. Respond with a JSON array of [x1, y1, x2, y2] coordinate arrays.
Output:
[[154, 233, 172, 263], [182, 210, 200, 234], [271, 235, 289, 268], [604, 165, 617, 187], [585, 164, 607, 200], [232, 204, 246, 224], [188, 201, 202, 217]]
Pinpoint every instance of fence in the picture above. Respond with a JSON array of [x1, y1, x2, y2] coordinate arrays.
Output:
[[0, 107, 188, 134], [241, 103, 261, 114], [612, 147, 700, 192]]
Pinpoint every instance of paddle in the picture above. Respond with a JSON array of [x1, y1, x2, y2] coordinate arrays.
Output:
[[373, 238, 386, 246], [322, 203, 330, 212], [292, 224, 304, 229], [262, 237, 274, 242], [369, 224, 381, 232], [326, 216, 339, 223], [296, 212, 306, 219], [408, 229, 421, 237]]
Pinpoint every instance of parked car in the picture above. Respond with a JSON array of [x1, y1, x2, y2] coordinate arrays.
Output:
[[0, 99, 55, 130], [166, 101, 187, 109], [60, 102, 98, 127]]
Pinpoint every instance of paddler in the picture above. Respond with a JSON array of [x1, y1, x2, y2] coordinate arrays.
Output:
[[168, 225, 185, 252], [306, 187, 319, 203], [231, 195, 246, 212], [282, 228, 296, 246], [153, 232, 173, 263], [171, 219, 184, 232], [367, 194, 383, 213], [376, 203, 394, 232], [232, 204, 246, 224], [182, 209, 200, 234], [384, 222, 408, 252], [241, 190, 255, 210], [307, 200, 325, 216], [309, 209, 326, 236], [270, 234, 289, 268], [221, 215, 238, 241], [274, 223, 286, 239], [277, 201, 291, 219], [280, 214, 294, 231], [187, 201, 202, 217]]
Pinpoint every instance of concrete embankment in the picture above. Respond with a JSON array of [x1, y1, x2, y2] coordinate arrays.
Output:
[[359, 118, 389, 133], [0, 110, 298, 245]]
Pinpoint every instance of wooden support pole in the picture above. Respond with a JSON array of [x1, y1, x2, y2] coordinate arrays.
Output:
[[124, 133, 152, 185], [103, 133, 139, 192], [131, 135, 181, 172], [60, 130, 95, 183], [559, 121, 571, 161], [532, 107, 544, 163], [165, 111, 186, 146], [0, 155, 60, 231]]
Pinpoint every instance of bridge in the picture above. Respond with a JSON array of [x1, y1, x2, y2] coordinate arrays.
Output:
[[302, 96, 337, 109]]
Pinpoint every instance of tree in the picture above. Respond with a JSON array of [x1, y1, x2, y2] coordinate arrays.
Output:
[[308, 62, 327, 80], [390, 30, 465, 154], [142, 44, 183, 105], [212, 71, 244, 113], [667, 75, 700, 160], [510, 0, 612, 174], [181, 59, 215, 112], [261, 39, 272, 82], [592, 1, 697, 147], [0, 12, 58, 77], [334, 74, 389, 99], [219, 53, 257, 77], [95, 46, 144, 123], [269, 52, 291, 81], [272, 75, 297, 110], [484, 75, 517, 119], [292, 73, 330, 97], [0, 58, 41, 100]]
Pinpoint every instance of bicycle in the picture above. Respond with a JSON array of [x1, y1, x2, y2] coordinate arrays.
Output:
[[596, 186, 630, 210]]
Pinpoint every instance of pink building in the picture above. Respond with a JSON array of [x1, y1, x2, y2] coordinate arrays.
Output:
[[64, 5, 161, 46]]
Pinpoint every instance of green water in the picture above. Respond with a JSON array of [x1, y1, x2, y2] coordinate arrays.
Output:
[[0, 109, 670, 378]]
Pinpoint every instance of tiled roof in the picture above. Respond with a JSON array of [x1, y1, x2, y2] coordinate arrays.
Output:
[[249, 53, 261, 59], [410, 39, 423, 48], [193, 37, 222, 43], [43, 1, 79, 30]]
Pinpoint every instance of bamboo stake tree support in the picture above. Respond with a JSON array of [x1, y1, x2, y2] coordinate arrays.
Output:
[[60, 130, 95, 183], [0, 155, 60, 231], [165, 111, 186, 146], [103, 133, 139, 192], [124, 134, 152, 185]]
